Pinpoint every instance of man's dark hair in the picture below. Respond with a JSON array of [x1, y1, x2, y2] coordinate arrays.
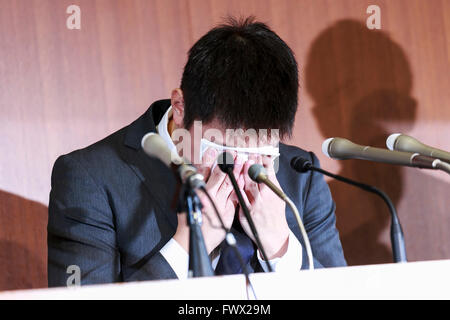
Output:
[[180, 16, 298, 139]]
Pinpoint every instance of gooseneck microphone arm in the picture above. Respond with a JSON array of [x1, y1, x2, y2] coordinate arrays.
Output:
[[199, 186, 257, 299], [387, 133, 450, 164], [322, 137, 450, 176], [434, 160, 450, 174], [291, 156, 407, 263], [141, 132, 214, 277], [183, 187, 215, 277], [248, 164, 314, 270], [218, 152, 273, 272]]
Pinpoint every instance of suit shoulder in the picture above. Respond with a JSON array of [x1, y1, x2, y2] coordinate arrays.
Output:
[[57, 126, 127, 164], [280, 143, 325, 171], [279, 142, 314, 160], [51, 125, 131, 191]]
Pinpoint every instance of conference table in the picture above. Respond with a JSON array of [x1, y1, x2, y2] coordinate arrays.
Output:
[[1, 259, 449, 299]]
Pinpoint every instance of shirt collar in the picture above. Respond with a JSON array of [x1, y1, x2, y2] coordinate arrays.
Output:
[[156, 105, 280, 162], [156, 105, 178, 153]]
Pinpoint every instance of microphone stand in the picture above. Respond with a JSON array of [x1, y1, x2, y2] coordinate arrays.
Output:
[[181, 184, 215, 278], [225, 169, 273, 272], [199, 186, 258, 299], [292, 157, 407, 263], [218, 152, 273, 272], [434, 160, 450, 174]]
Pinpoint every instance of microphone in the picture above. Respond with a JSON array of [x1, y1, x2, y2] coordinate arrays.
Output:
[[290, 156, 407, 263], [247, 164, 287, 200], [217, 152, 273, 272], [248, 164, 314, 270], [141, 132, 214, 277], [387, 133, 450, 163], [322, 137, 444, 170], [198, 186, 257, 298], [141, 132, 205, 189]]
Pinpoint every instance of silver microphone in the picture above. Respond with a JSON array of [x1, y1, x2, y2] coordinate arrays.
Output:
[[248, 164, 287, 200], [387, 133, 450, 163], [248, 164, 314, 270], [322, 137, 441, 169], [141, 132, 205, 189]]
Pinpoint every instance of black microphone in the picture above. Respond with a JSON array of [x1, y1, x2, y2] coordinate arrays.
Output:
[[290, 155, 407, 263], [217, 152, 273, 272]]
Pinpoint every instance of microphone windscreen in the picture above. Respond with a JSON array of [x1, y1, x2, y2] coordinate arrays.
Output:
[[322, 138, 334, 158], [386, 133, 401, 151], [248, 164, 266, 182], [321, 137, 364, 160], [386, 133, 450, 162], [141, 132, 182, 166], [218, 152, 234, 173], [290, 156, 312, 173]]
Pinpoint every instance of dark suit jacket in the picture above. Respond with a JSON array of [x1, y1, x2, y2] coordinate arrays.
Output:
[[48, 99, 346, 287]]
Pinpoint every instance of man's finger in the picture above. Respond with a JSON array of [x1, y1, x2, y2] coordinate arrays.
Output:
[[216, 174, 234, 199], [199, 148, 217, 181], [243, 158, 259, 203], [206, 157, 228, 194], [233, 153, 245, 180], [262, 155, 280, 184], [238, 185, 252, 210], [253, 154, 268, 192]]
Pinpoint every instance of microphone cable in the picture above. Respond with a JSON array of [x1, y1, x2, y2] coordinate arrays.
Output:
[[199, 186, 258, 300], [284, 196, 314, 270], [291, 154, 407, 263], [218, 152, 274, 273], [248, 164, 314, 270]]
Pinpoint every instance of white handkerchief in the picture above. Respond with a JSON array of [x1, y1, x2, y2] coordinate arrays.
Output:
[[200, 138, 280, 160], [199, 138, 280, 173]]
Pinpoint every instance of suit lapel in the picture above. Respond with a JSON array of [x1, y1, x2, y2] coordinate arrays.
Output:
[[120, 99, 178, 229]]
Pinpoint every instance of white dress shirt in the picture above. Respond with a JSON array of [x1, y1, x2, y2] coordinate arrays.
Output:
[[157, 106, 302, 279]]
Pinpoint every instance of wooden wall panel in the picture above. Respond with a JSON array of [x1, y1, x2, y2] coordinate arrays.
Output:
[[0, 0, 449, 290]]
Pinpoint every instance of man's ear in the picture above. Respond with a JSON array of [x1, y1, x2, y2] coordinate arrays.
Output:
[[171, 88, 185, 127]]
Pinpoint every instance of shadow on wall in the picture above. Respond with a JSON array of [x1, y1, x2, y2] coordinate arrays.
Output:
[[306, 19, 450, 265], [305, 19, 417, 265], [0, 190, 48, 290]]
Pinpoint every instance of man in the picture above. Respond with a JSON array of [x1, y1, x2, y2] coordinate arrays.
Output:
[[48, 17, 346, 287]]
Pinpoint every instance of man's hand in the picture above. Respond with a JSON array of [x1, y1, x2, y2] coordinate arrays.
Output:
[[237, 155, 290, 260], [173, 149, 239, 254]]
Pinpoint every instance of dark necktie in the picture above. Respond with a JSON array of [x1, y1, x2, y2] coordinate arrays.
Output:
[[214, 229, 255, 275]]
